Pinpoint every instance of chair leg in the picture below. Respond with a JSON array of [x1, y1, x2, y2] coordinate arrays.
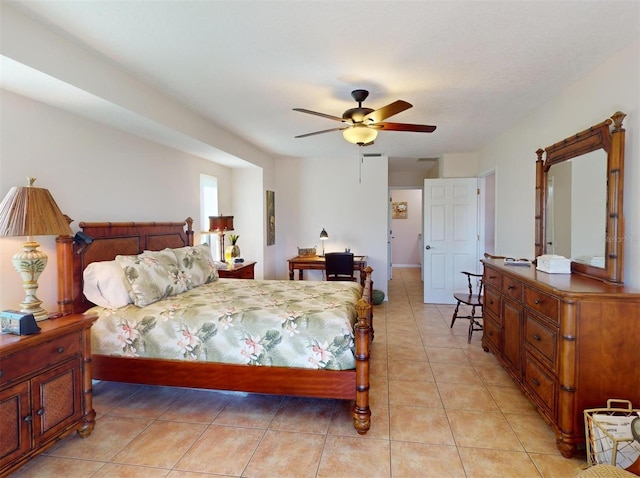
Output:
[[467, 305, 483, 344], [451, 301, 461, 328]]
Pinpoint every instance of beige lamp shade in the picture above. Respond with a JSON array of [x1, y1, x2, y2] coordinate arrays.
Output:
[[0, 181, 72, 237], [0, 178, 72, 320]]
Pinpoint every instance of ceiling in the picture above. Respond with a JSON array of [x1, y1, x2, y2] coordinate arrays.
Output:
[[2, 1, 639, 170]]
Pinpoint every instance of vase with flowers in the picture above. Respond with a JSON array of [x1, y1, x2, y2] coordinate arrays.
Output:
[[225, 234, 241, 262]]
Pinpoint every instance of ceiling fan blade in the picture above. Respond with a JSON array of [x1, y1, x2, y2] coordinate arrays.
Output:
[[293, 108, 346, 123], [295, 126, 347, 138], [363, 100, 412, 124], [377, 122, 437, 133]]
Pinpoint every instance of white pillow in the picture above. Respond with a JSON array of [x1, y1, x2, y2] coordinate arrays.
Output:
[[83, 260, 133, 309]]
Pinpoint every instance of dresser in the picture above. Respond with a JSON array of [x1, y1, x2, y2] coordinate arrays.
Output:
[[481, 258, 640, 458], [217, 261, 256, 279], [0, 313, 98, 476]]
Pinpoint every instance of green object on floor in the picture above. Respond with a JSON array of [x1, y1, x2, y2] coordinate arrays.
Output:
[[372, 290, 385, 305]]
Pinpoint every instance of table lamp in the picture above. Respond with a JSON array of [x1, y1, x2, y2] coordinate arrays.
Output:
[[209, 215, 234, 262], [319, 228, 328, 256], [0, 178, 73, 320]]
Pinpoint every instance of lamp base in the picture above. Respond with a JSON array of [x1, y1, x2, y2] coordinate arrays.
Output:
[[12, 240, 49, 321]]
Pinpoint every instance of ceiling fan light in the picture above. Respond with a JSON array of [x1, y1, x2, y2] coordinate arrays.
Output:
[[342, 125, 378, 145]]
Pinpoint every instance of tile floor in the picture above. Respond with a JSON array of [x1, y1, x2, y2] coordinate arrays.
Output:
[[12, 268, 589, 477]]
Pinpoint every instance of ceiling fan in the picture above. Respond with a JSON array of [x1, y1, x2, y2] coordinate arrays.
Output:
[[293, 89, 436, 146]]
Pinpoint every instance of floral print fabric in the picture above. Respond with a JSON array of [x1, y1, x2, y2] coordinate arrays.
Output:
[[116, 250, 190, 307], [89, 278, 363, 370]]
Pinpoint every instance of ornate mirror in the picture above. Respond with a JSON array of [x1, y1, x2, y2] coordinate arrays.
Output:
[[535, 111, 626, 283]]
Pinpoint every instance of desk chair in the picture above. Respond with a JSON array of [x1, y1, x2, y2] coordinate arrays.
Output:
[[450, 271, 484, 343], [325, 252, 356, 281]]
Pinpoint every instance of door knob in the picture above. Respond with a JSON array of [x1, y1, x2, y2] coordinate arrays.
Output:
[[425, 245, 432, 250]]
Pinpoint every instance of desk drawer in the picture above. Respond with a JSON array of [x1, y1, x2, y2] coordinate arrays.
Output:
[[524, 287, 559, 323], [0, 331, 81, 385]]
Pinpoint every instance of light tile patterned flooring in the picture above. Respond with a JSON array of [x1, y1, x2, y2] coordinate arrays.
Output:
[[13, 268, 589, 477]]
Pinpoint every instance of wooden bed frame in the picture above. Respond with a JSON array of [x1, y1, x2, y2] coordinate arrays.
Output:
[[56, 218, 372, 434]]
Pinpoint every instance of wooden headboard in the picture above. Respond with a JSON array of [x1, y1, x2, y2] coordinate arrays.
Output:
[[56, 218, 194, 314]]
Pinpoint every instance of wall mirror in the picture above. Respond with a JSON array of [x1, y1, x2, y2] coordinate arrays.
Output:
[[535, 111, 626, 283]]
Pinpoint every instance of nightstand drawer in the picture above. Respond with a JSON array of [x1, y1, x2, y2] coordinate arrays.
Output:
[[0, 331, 80, 385]]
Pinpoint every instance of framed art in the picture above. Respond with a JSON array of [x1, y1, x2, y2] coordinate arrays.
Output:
[[392, 201, 408, 219], [266, 190, 275, 245]]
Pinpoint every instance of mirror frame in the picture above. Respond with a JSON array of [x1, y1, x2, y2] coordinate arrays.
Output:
[[535, 111, 626, 283]]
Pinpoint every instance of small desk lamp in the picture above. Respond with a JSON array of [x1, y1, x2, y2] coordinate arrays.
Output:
[[319, 228, 328, 256], [0, 178, 73, 320], [209, 215, 234, 262]]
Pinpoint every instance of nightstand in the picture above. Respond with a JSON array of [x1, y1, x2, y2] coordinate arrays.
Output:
[[218, 261, 256, 279], [0, 313, 98, 476]]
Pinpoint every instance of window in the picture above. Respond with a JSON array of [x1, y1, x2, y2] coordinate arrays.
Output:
[[200, 174, 219, 256]]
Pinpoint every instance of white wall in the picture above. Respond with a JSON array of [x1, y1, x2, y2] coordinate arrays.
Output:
[[0, 90, 235, 313], [479, 40, 640, 288], [390, 189, 422, 267], [276, 155, 389, 295]]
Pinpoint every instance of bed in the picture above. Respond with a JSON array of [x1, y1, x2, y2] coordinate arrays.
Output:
[[55, 218, 373, 434]]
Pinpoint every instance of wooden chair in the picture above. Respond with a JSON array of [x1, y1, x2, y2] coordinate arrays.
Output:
[[450, 271, 484, 343], [325, 252, 356, 281]]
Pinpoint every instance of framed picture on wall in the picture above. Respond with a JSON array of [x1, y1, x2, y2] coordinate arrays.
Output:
[[392, 201, 408, 219], [266, 190, 275, 245]]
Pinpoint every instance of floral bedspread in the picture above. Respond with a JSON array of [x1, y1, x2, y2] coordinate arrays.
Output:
[[88, 279, 363, 370]]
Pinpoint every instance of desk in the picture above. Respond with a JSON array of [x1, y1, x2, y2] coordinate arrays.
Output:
[[288, 255, 368, 286]]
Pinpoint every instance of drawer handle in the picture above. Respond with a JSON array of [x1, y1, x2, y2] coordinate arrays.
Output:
[[488, 331, 494, 336], [0, 370, 3, 378], [508, 285, 515, 290], [532, 334, 541, 342], [36, 408, 45, 416], [57, 347, 65, 353], [489, 275, 496, 279], [24, 415, 33, 423], [534, 299, 541, 305], [531, 378, 540, 387]]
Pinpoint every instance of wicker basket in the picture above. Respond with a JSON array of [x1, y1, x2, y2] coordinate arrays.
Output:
[[297, 247, 316, 257], [584, 399, 640, 470]]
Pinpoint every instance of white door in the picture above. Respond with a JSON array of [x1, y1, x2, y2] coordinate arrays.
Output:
[[387, 195, 393, 280], [423, 178, 479, 304]]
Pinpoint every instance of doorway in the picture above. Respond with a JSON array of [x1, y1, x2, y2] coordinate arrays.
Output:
[[389, 188, 423, 279]]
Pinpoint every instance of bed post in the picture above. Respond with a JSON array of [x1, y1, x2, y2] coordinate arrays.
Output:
[[185, 217, 195, 246], [353, 268, 373, 434], [56, 234, 75, 315]]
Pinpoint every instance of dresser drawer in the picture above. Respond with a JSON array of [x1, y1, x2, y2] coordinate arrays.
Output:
[[525, 313, 558, 371], [483, 313, 502, 351], [502, 276, 523, 301], [483, 267, 502, 289], [0, 331, 81, 385], [484, 286, 501, 318], [524, 287, 559, 322], [524, 354, 556, 414]]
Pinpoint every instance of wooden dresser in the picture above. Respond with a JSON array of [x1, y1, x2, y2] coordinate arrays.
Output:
[[481, 258, 640, 458], [0, 313, 98, 476], [217, 261, 256, 279]]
